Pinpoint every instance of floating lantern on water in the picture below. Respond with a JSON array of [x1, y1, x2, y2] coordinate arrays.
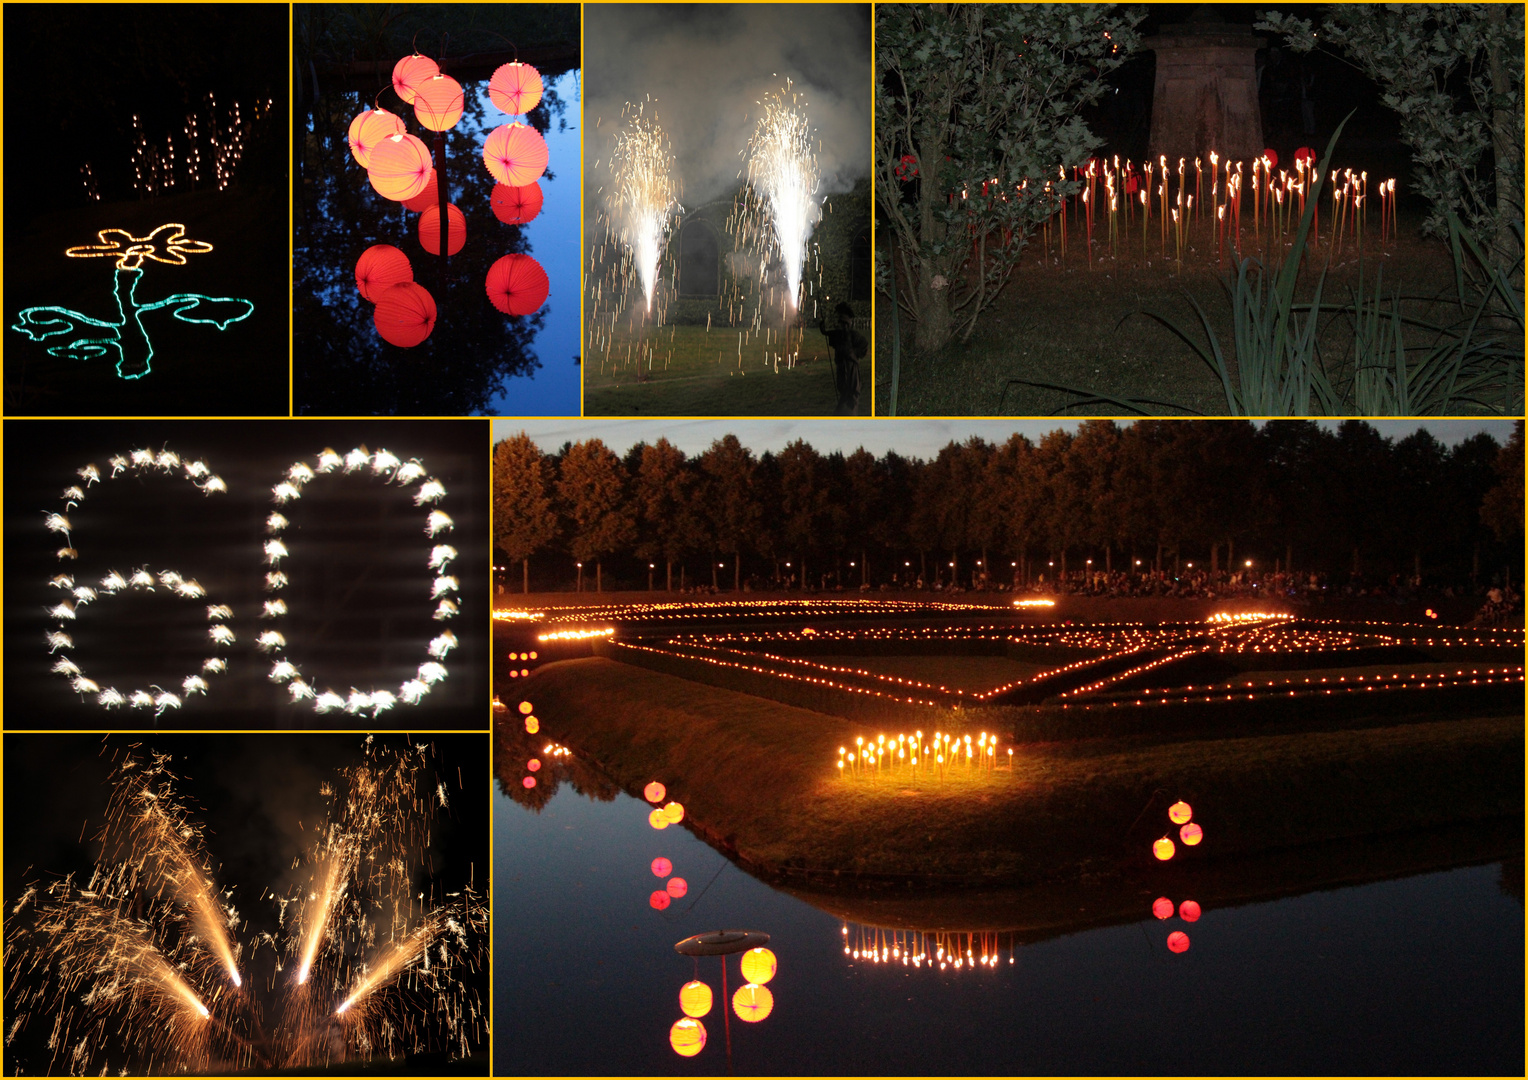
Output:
[[524, 716, 539, 734], [354, 244, 412, 301], [648, 808, 670, 830], [392, 54, 439, 104], [414, 74, 465, 131], [1180, 822, 1203, 846], [486, 253, 549, 315], [644, 781, 666, 803], [669, 1016, 706, 1056], [519, 701, 533, 714], [652, 857, 672, 877], [1153, 836, 1175, 861], [1167, 931, 1190, 953], [373, 281, 436, 347], [491, 181, 544, 225], [650, 890, 671, 910], [679, 979, 713, 1018], [662, 801, 685, 824], [527, 758, 540, 772], [521, 775, 535, 789], [483, 123, 549, 186], [1179, 900, 1201, 922], [368, 134, 432, 201], [740, 947, 777, 985], [732, 983, 773, 1022], [1152, 896, 1174, 920], [667, 877, 688, 898], [489, 61, 544, 115], [1168, 800, 1193, 825], [418, 203, 466, 256]]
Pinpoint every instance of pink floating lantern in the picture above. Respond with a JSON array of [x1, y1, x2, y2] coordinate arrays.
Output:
[[650, 890, 671, 911], [1179, 899, 1201, 922], [651, 857, 672, 878], [1167, 931, 1190, 953], [491, 182, 544, 225], [521, 775, 535, 789], [414, 73, 465, 131], [485, 253, 549, 316], [489, 61, 544, 115], [402, 168, 440, 212], [418, 203, 467, 256], [1152, 896, 1173, 920], [483, 123, 549, 186], [666, 877, 688, 898], [527, 758, 541, 772], [392, 54, 440, 104], [354, 244, 413, 302], [349, 109, 405, 168], [373, 281, 436, 347], [368, 133, 433, 201]]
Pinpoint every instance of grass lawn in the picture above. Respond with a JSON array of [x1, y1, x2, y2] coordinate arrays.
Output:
[[814, 654, 1053, 692], [584, 322, 843, 415], [874, 206, 1504, 416], [514, 657, 1523, 886]]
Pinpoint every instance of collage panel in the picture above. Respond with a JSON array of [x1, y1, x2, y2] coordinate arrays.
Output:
[[489, 416, 1523, 1075], [292, 3, 582, 417], [2, 3, 290, 417], [3, 731, 488, 1074], [3, 419, 490, 730]]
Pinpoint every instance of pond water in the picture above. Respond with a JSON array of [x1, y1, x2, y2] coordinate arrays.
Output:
[[495, 779, 1522, 1075]]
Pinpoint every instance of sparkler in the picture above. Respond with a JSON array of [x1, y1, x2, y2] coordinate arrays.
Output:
[[4, 741, 485, 1074]]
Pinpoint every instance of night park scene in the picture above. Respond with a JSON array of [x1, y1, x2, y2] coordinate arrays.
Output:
[[293, 4, 580, 416], [875, 4, 1524, 417], [490, 417, 1522, 1075], [583, 4, 873, 416], [3, 4, 288, 417]]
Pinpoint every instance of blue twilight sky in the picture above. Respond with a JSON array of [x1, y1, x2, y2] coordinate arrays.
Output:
[[488, 417, 1516, 459], [486, 70, 581, 416]]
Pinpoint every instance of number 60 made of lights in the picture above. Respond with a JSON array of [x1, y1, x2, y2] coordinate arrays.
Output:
[[44, 446, 459, 719]]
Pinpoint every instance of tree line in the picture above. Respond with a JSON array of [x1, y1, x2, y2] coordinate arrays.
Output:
[[492, 419, 1523, 594]]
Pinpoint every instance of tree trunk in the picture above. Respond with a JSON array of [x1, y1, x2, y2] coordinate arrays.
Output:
[[1105, 546, 1112, 574], [666, 560, 673, 592], [861, 546, 868, 587], [1487, 4, 1522, 282], [913, 265, 955, 352], [523, 558, 529, 594], [734, 552, 741, 592], [711, 559, 719, 591], [596, 562, 602, 593]]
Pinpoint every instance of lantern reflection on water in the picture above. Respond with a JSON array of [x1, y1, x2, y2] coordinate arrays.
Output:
[[666, 877, 687, 898], [679, 980, 712, 1018], [661, 801, 685, 824], [1153, 836, 1175, 861], [650, 890, 671, 911], [842, 924, 1016, 971], [648, 808, 670, 830], [1167, 930, 1191, 953], [1152, 896, 1174, 920], [731, 983, 773, 1023], [651, 856, 672, 878]]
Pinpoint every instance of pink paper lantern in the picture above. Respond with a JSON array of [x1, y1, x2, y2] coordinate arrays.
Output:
[[483, 123, 548, 186], [485, 253, 549, 316], [392, 54, 439, 104], [489, 61, 544, 114], [373, 281, 436, 347]]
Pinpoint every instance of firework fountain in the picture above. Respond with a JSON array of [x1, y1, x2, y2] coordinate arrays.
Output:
[[743, 80, 823, 314], [608, 103, 683, 317], [4, 740, 485, 1074]]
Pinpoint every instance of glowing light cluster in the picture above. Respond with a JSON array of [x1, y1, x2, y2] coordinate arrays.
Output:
[[492, 609, 546, 621], [743, 79, 823, 311], [838, 729, 1010, 782], [535, 627, 616, 642], [842, 923, 1016, 971]]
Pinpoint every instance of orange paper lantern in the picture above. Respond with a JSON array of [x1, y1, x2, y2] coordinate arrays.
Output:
[[739, 947, 776, 985], [518, 701, 533, 714], [644, 781, 666, 803], [392, 54, 439, 104], [1168, 800, 1192, 825], [1152, 896, 1173, 920], [1180, 822, 1203, 846], [485, 253, 549, 316], [483, 123, 549, 186], [651, 857, 671, 877], [648, 808, 669, 830], [1153, 836, 1175, 861], [649, 890, 670, 910], [373, 281, 436, 347], [666, 877, 687, 898], [527, 758, 541, 772], [489, 61, 544, 115], [414, 74, 464, 131], [354, 244, 413, 301], [521, 775, 535, 789], [349, 109, 405, 168], [679, 980, 712, 1018], [491, 182, 544, 225], [1166, 930, 1190, 953], [732, 983, 773, 1023], [1179, 899, 1201, 922], [402, 168, 439, 212], [524, 717, 539, 734], [418, 203, 467, 256], [368, 134, 433, 201], [669, 1017, 706, 1057]]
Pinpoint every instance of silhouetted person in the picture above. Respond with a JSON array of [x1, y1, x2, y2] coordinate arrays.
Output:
[[817, 301, 865, 415]]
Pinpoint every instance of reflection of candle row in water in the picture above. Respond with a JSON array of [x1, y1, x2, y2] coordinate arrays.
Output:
[[841, 924, 1015, 971]]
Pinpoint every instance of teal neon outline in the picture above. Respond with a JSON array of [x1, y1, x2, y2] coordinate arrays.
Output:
[[11, 266, 254, 380]]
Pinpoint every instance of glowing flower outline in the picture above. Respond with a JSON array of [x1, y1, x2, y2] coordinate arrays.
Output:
[[65, 223, 215, 271]]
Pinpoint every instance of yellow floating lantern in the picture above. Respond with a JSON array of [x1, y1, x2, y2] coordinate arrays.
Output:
[[518, 700, 533, 714], [732, 983, 773, 1023], [1153, 836, 1176, 861], [648, 808, 669, 830], [644, 781, 666, 803], [669, 1017, 706, 1056], [662, 800, 685, 824], [679, 980, 712, 1018], [524, 716, 539, 734], [739, 947, 776, 985], [1180, 821, 1203, 846], [1168, 800, 1193, 825]]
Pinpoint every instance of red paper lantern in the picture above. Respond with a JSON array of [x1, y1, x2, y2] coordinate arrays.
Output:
[[489, 61, 544, 115], [414, 74, 464, 131], [483, 123, 549, 186], [644, 781, 666, 803], [666, 877, 688, 898], [1294, 146, 1316, 165], [1179, 899, 1201, 922], [1168, 800, 1192, 825], [491, 182, 544, 225], [485, 254, 549, 316], [527, 758, 541, 772], [373, 281, 436, 347], [403, 168, 440, 212], [651, 857, 672, 877], [349, 109, 405, 168], [1153, 836, 1175, 861], [368, 134, 433, 201], [418, 203, 467, 256], [354, 244, 413, 302], [1262, 147, 1279, 168], [392, 54, 439, 104], [521, 775, 535, 789], [649, 890, 671, 910], [1180, 822, 1203, 846], [1166, 931, 1190, 953], [1152, 896, 1173, 920]]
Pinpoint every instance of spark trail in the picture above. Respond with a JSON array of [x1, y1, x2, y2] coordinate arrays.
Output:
[[744, 80, 822, 310], [608, 103, 682, 315]]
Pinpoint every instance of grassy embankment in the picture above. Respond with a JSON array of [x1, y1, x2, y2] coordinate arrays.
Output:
[[513, 656, 1523, 890]]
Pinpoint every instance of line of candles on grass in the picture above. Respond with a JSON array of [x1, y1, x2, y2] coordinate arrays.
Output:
[[837, 730, 1011, 782]]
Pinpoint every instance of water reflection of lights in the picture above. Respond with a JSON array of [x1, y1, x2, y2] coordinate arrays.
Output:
[[1012, 599, 1056, 608], [536, 627, 615, 642], [841, 924, 1016, 970], [492, 609, 545, 621]]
